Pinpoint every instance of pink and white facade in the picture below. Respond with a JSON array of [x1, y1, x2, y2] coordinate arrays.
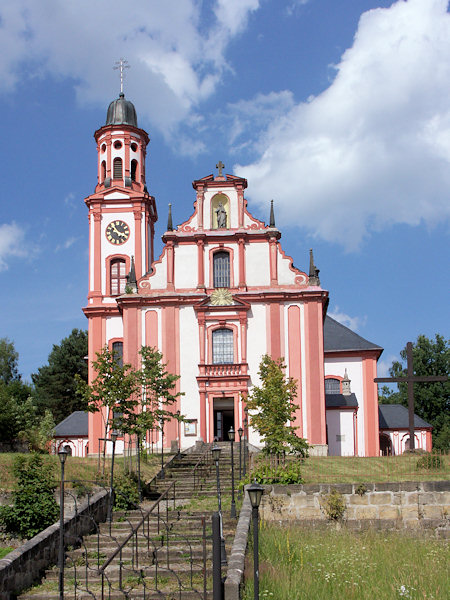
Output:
[[83, 95, 384, 457]]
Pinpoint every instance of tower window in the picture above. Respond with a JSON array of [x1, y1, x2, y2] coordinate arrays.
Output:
[[212, 328, 234, 364], [101, 161, 106, 182], [325, 378, 340, 394], [213, 251, 230, 288], [112, 341, 123, 367], [130, 143, 138, 152], [131, 159, 138, 182], [114, 141, 122, 149], [110, 259, 126, 295], [113, 157, 123, 179]]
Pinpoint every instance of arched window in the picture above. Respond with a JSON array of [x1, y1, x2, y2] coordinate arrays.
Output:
[[110, 259, 126, 295], [213, 251, 230, 288], [101, 160, 106, 182], [212, 329, 234, 364], [325, 378, 340, 394], [131, 159, 138, 182], [113, 157, 123, 179], [112, 341, 123, 367]]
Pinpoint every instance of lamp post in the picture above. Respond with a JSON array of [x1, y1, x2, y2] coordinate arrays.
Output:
[[58, 447, 69, 600], [160, 419, 165, 479], [108, 430, 118, 531], [212, 444, 227, 565], [238, 426, 243, 480], [248, 481, 264, 600], [243, 417, 248, 477], [228, 426, 237, 518]]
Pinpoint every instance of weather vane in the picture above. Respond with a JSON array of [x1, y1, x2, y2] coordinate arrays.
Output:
[[113, 58, 130, 94]]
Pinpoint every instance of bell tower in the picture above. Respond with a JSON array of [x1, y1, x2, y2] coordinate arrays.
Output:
[[84, 92, 157, 306]]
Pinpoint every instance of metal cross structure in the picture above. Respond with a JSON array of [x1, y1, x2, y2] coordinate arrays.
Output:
[[216, 160, 225, 177], [374, 341, 448, 450], [113, 58, 130, 94]]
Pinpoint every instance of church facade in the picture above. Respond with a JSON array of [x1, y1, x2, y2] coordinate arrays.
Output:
[[83, 94, 384, 457]]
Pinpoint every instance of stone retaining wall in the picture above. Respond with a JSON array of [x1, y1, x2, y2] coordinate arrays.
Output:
[[0, 489, 109, 599], [260, 481, 449, 531]]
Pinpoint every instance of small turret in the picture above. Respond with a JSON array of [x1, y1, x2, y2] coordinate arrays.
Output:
[[308, 248, 320, 286], [269, 199, 276, 227], [342, 369, 351, 396]]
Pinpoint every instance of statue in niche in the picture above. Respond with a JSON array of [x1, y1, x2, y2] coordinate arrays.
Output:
[[215, 202, 227, 228]]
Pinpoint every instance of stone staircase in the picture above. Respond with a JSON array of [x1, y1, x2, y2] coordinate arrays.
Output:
[[19, 443, 243, 600]]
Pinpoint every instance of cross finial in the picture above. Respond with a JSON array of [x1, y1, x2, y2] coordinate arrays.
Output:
[[216, 161, 225, 177], [113, 58, 130, 95]]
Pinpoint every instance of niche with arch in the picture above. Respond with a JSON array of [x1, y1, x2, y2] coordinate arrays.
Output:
[[211, 193, 230, 229]]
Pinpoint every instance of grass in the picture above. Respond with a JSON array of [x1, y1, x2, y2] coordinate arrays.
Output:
[[0, 452, 162, 492], [0, 546, 13, 559], [247, 452, 450, 484], [243, 523, 449, 600]]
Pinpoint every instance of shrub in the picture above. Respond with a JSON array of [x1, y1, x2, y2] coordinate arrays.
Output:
[[113, 474, 140, 510], [416, 453, 443, 470], [0, 453, 59, 539], [320, 489, 346, 521], [242, 460, 304, 486]]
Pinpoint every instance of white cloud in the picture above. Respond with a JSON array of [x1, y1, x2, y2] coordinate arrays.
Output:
[[0, 0, 260, 134], [0, 223, 28, 271], [328, 306, 367, 332], [55, 237, 79, 253], [236, 0, 450, 248], [377, 354, 399, 379]]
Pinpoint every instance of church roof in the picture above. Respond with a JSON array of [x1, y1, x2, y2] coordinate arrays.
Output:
[[325, 393, 358, 408], [106, 93, 138, 127], [54, 411, 88, 437], [378, 404, 432, 429], [324, 316, 383, 354]]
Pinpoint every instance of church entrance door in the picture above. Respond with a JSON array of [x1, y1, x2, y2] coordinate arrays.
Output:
[[213, 397, 234, 441]]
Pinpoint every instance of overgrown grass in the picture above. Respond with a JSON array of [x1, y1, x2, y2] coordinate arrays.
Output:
[[0, 453, 162, 492], [247, 453, 449, 484], [243, 524, 449, 600]]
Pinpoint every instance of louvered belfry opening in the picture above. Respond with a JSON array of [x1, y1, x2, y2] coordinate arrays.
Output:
[[213, 251, 230, 288], [113, 157, 123, 180]]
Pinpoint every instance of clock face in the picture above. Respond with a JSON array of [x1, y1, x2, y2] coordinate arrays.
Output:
[[106, 220, 130, 245]]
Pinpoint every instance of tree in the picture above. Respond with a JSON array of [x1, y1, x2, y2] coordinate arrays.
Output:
[[0, 337, 20, 384], [32, 329, 88, 423], [76, 346, 139, 446], [246, 354, 308, 459], [379, 334, 449, 450], [135, 346, 184, 439]]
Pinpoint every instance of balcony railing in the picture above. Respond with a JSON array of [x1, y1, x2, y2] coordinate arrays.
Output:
[[201, 363, 247, 377]]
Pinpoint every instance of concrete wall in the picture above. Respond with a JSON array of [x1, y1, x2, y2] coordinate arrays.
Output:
[[0, 489, 109, 599], [260, 481, 450, 531]]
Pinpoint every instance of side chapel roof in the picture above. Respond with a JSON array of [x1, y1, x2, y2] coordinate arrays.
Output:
[[378, 404, 432, 429], [54, 411, 88, 437], [324, 316, 383, 354]]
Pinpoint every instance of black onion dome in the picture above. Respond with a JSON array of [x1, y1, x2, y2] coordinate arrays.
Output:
[[106, 93, 138, 127]]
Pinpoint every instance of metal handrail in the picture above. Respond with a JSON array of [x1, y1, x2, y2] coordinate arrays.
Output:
[[97, 481, 175, 575]]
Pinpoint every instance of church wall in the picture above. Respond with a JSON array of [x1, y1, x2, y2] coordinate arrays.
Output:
[[277, 251, 296, 285], [246, 303, 267, 446], [179, 306, 201, 445], [246, 243, 270, 286], [105, 315, 123, 341], [326, 410, 355, 455], [174, 244, 198, 289], [146, 249, 168, 289], [324, 357, 365, 454], [100, 209, 134, 296]]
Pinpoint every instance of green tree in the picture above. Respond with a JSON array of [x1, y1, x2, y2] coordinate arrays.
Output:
[[0, 337, 20, 384], [379, 334, 449, 450], [246, 355, 308, 460], [32, 329, 88, 423], [76, 346, 139, 445], [0, 453, 59, 539], [0, 378, 33, 444], [133, 346, 184, 439]]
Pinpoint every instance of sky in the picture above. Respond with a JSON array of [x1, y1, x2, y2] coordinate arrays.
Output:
[[0, 0, 449, 384]]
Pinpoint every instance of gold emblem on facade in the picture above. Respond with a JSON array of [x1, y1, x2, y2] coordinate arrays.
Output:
[[210, 288, 233, 306]]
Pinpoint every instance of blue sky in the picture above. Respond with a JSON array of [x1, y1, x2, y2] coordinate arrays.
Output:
[[0, 0, 448, 383]]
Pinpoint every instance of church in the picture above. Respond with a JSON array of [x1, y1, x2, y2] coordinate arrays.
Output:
[[83, 91, 386, 458]]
